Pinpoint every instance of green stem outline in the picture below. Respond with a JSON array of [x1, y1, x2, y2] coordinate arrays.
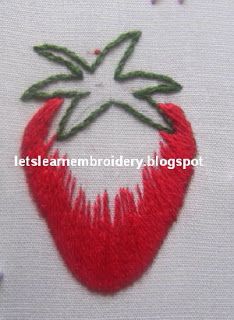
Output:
[[21, 30, 182, 140]]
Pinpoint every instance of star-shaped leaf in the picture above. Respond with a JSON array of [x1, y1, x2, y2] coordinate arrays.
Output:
[[21, 31, 182, 140]]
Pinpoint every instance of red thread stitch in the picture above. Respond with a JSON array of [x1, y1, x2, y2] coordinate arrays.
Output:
[[94, 49, 101, 55], [21, 98, 196, 293]]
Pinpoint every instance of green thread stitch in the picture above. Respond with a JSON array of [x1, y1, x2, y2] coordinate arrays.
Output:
[[21, 30, 182, 140]]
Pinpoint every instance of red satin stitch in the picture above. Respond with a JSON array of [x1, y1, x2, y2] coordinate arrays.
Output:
[[21, 98, 196, 293]]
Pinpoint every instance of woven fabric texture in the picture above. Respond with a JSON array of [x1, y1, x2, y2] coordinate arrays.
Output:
[[0, 0, 233, 319]]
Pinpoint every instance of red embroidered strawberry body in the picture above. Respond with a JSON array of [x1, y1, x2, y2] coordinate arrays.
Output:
[[21, 98, 196, 293], [20, 31, 197, 293]]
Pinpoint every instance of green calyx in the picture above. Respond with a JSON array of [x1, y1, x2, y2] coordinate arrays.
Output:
[[21, 30, 182, 140]]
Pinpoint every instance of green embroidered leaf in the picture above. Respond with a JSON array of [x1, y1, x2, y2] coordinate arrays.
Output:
[[21, 30, 182, 140]]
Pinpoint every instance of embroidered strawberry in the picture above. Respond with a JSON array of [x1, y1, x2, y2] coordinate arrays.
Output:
[[21, 31, 196, 293]]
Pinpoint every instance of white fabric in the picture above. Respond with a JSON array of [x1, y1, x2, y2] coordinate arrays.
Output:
[[0, 0, 233, 319]]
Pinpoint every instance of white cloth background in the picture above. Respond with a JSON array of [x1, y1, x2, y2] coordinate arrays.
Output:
[[0, 1, 233, 319]]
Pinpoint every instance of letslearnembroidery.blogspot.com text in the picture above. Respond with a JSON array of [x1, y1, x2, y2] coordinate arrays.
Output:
[[14, 155, 203, 170]]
